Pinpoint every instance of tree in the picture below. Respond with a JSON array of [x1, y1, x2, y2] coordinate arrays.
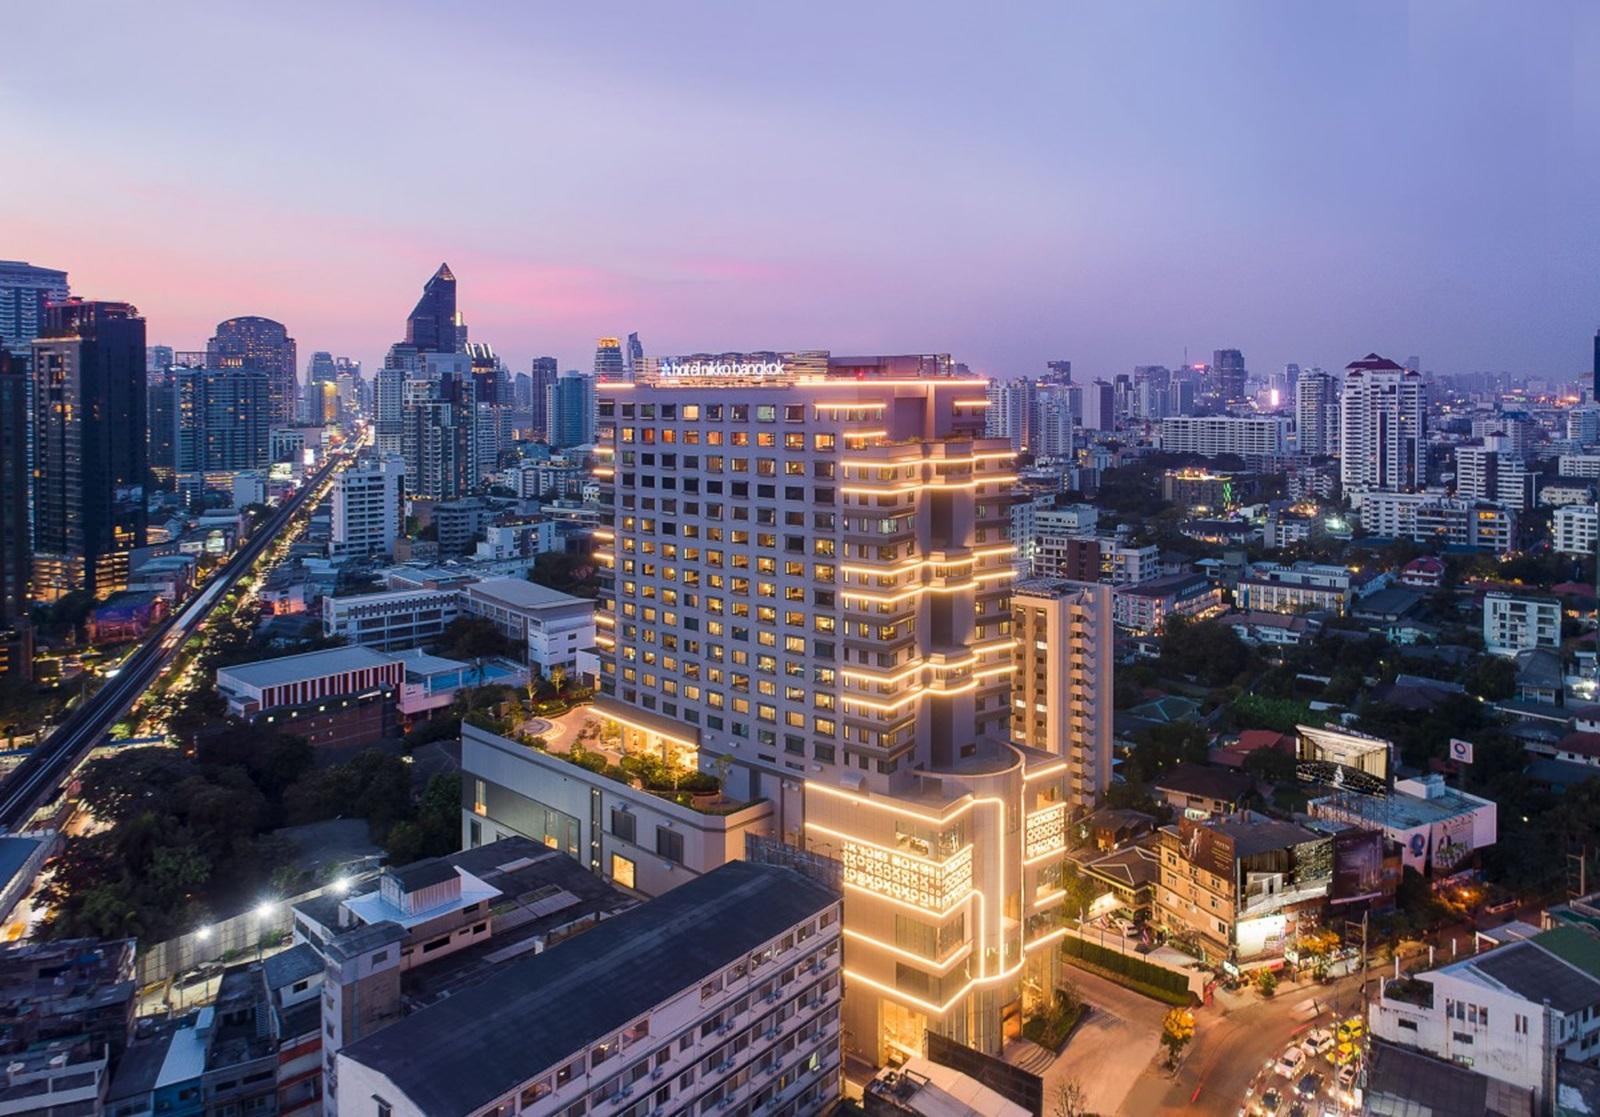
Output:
[[1051, 1080, 1088, 1117], [1160, 1008, 1195, 1066], [438, 617, 514, 661], [1462, 655, 1517, 701], [1243, 745, 1297, 785], [1255, 969, 1278, 997], [1159, 616, 1255, 687]]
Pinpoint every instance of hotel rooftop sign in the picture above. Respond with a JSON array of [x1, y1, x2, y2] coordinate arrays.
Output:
[[657, 357, 788, 379]]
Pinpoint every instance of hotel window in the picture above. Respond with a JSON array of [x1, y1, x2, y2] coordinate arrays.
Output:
[[611, 854, 637, 890], [657, 827, 684, 863]]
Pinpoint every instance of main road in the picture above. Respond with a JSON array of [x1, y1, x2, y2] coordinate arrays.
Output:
[[0, 450, 349, 831]]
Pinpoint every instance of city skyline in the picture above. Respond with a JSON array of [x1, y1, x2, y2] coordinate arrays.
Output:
[[7, 2, 1599, 379]]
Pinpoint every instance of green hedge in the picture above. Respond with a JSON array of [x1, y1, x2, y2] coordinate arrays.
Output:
[[1062, 935, 1193, 1003]]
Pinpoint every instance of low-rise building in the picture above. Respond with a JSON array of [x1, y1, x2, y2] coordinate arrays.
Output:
[[321, 587, 463, 652], [1398, 556, 1446, 589], [1309, 774, 1497, 877], [216, 646, 404, 748], [460, 722, 774, 897], [1370, 925, 1600, 1111], [460, 578, 595, 676], [334, 861, 842, 1117], [1483, 590, 1562, 657], [1155, 812, 1332, 966], [1111, 573, 1224, 634], [1234, 561, 1353, 616], [1151, 763, 1256, 819], [1225, 610, 1322, 647]]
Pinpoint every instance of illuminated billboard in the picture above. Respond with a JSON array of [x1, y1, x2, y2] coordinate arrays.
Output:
[[1296, 725, 1392, 796], [1330, 829, 1386, 904]]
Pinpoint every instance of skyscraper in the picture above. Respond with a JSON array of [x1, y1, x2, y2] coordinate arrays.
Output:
[[1340, 353, 1426, 498], [167, 367, 271, 502], [404, 263, 458, 355], [401, 360, 475, 500], [0, 344, 29, 623], [593, 337, 624, 377], [1592, 328, 1599, 402], [145, 345, 174, 375], [625, 331, 644, 375], [32, 300, 148, 600], [1213, 348, 1246, 406], [547, 371, 596, 448], [1294, 367, 1339, 456], [1044, 359, 1072, 384], [0, 260, 69, 364], [207, 316, 298, 426], [528, 357, 558, 440]]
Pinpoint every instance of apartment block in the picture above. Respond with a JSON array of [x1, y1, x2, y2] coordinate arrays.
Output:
[[1358, 492, 1517, 554], [1554, 504, 1599, 557], [1454, 444, 1533, 512], [1111, 573, 1224, 634], [335, 861, 842, 1117], [1341, 354, 1427, 498], [1156, 416, 1286, 460], [1010, 579, 1112, 814], [1482, 591, 1562, 658], [330, 455, 404, 560]]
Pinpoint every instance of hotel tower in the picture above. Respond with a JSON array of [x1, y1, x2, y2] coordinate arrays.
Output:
[[589, 352, 1071, 1062]]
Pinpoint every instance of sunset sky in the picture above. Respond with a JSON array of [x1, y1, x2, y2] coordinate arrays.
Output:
[[6, 1, 1598, 379]]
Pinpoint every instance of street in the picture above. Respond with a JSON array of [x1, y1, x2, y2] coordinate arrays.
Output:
[[1029, 961, 1375, 1116]]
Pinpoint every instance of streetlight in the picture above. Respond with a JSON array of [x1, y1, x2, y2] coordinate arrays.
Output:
[[254, 902, 276, 961], [331, 876, 352, 896]]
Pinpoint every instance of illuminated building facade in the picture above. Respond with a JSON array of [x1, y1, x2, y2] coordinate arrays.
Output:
[[31, 300, 148, 600], [588, 352, 1068, 1063]]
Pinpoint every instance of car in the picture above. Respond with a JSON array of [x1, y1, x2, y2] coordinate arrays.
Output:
[[1275, 1047, 1307, 1078], [1336, 1064, 1358, 1093], [1296, 1071, 1323, 1099], [1286, 1104, 1306, 1117], [1258, 1088, 1282, 1115], [1300, 1028, 1334, 1057]]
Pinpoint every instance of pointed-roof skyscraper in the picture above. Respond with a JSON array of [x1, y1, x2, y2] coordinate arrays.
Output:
[[405, 263, 458, 354]]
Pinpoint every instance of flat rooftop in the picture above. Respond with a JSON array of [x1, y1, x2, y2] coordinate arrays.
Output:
[[341, 861, 837, 1116], [1312, 786, 1485, 830], [216, 644, 398, 689], [465, 577, 590, 610]]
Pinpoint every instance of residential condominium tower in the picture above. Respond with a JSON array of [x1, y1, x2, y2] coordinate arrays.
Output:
[[1010, 579, 1113, 815], [31, 300, 148, 600], [1294, 367, 1339, 456], [1340, 352, 1426, 499], [589, 350, 1070, 1064]]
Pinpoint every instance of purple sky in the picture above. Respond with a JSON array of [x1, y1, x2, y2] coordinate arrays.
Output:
[[7, 2, 1599, 380]]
